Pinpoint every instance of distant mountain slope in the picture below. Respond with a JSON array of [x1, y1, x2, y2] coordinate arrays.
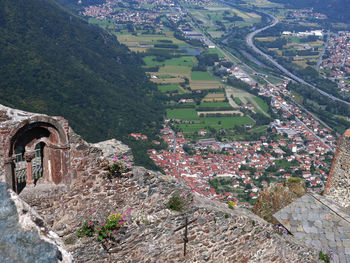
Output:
[[0, 0, 163, 143], [270, 0, 350, 22], [55, 0, 105, 11]]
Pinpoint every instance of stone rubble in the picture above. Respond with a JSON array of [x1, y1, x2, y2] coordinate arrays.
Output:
[[92, 139, 132, 162]]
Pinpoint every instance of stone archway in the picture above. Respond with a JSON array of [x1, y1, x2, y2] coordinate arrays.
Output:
[[3, 117, 70, 193]]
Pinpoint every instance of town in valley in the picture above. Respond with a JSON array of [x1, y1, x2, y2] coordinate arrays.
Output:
[[80, 0, 350, 206]]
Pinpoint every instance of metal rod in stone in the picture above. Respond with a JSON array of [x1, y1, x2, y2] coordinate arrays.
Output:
[[174, 217, 197, 232], [174, 217, 197, 256]]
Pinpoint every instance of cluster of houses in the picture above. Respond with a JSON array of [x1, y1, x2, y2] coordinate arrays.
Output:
[[148, 118, 332, 206], [146, 70, 337, 206], [81, 0, 175, 23], [321, 31, 350, 93], [147, 82, 335, 204], [289, 8, 327, 20], [130, 133, 148, 140]]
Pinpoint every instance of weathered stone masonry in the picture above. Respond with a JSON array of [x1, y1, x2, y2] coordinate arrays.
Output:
[[324, 129, 350, 209], [0, 105, 102, 195]]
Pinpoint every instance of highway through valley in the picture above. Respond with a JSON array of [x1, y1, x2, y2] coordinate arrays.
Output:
[[246, 13, 350, 106]]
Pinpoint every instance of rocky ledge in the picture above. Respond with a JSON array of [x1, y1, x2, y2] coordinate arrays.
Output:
[[20, 163, 321, 262], [0, 182, 72, 263]]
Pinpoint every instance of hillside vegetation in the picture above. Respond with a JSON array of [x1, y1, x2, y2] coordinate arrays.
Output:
[[0, 0, 164, 145], [270, 0, 350, 22], [55, 0, 103, 11]]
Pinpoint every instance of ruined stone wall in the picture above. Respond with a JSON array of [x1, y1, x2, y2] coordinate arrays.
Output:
[[20, 165, 321, 263], [324, 129, 350, 209], [0, 104, 109, 190]]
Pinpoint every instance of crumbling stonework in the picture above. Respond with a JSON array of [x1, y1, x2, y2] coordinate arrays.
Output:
[[0, 104, 110, 195], [0, 105, 71, 191], [252, 177, 306, 224], [20, 166, 321, 263], [324, 129, 350, 209]]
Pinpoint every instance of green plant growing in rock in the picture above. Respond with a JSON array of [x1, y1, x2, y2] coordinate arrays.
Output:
[[76, 219, 95, 237], [64, 236, 76, 245], [167, 192, 193, 212], [106, 156, 132, 179], [76, 210, 131, 246], [97, 212, 127, 243], [319, 251, 332, 263], [135, 213, 151, 225]]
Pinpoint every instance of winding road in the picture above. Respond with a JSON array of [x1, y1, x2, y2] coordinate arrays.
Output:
[[246, 13, 350, 106], [316, 30, 330, 71]]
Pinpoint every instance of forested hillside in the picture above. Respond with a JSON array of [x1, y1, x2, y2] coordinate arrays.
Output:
[[270, 0, 350, 22], [0, 0, 164, 146], [55, 0, 104, 11]]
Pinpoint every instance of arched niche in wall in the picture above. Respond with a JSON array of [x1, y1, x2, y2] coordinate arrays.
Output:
[[3, 117, 69, 193]]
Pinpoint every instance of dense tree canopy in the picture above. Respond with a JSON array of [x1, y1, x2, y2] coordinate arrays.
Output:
[[0, 0, 164, 144]]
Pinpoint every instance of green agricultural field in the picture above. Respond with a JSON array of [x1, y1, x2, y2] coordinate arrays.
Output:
[[143, 56, 196, 68], [116, 33, 185, 44], [253, 97, 269, 113], [285, 36, 301, 43], [178, 116, 254, 133], [191, 71, 216, 81], [266, 76, 283, 84], [198, 102, 231, 108], [248, 125, 268, 134], [167, 108, 198, 119], [207, 48, 225, 58], [275, 159, 299, 168], [158, 84, 184, 94], [234, 97, 243, 105], [159, 66, 192, 75], [157, 75, 175, 79], [243, 0, 282, 8]]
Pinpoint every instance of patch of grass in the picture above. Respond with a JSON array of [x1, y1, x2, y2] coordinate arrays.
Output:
[[178, 116, 254, 133], [143, 56, 196, 68], [191, 71, 216, 80], [275, 159, 299, 168], [248, 125, 267, 134], [207, 47, 225, 58], [287, 177, 302, 184], [198, 102, 231, 108], [167, 108, 198, 119], [116, 33, 185, 44], [319, 251, 330, 263], [253, 97, 269, 113], [158, 84, 184, 94], [159, 65, 191, 75], [234, 97, 243, 106], [157, 74, 175, 79]]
